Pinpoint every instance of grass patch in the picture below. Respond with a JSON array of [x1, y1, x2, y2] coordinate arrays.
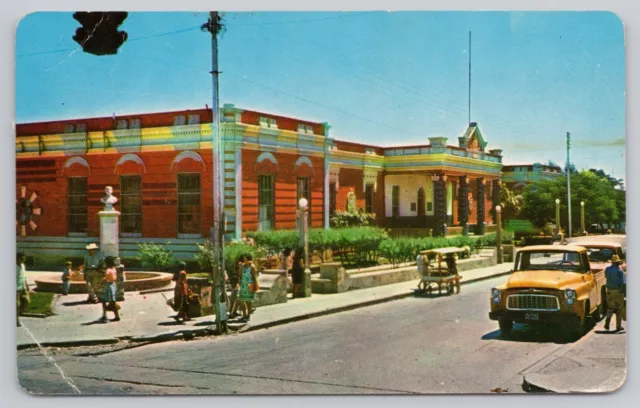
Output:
[[24, 292, 55, 316]]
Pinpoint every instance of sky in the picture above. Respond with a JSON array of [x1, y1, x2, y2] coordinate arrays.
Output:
[[15, 11, 626, 184]]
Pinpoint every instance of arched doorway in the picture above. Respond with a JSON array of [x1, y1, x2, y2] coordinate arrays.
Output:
[[417, 188, 426, 216]]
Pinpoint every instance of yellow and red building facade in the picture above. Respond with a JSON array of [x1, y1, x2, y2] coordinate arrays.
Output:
[[15, 104, 503, 260]]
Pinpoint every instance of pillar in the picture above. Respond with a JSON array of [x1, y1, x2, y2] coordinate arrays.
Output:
[[457, 176, 469, 235], [434, 175, 447, 237], [235, 146, 243, 240], [476, 178, 485, 235], [98, 211, 120, 258]]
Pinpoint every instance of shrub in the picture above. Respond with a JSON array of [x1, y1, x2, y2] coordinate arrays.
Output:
[[330, 208, 376, 228], [137, 242, 174, 270], [196, 239, 263, 277]]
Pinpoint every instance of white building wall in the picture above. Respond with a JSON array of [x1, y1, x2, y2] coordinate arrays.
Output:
[[384, 174, 435, 217]]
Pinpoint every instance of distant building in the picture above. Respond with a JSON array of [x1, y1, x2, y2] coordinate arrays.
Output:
[[501, 162, 562, 193]]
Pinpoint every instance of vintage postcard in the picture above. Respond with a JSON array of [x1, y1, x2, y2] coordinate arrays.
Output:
[[15, 11, 626, 395]]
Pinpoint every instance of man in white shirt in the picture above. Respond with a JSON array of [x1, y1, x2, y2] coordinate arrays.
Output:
[[16, 252, 30, 327]]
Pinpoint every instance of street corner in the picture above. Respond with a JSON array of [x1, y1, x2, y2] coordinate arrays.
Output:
[[522, 320, 627, 393]]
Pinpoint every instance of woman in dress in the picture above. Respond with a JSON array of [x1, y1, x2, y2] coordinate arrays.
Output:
[[99, 259, 120, 322], [237, 254, 258, 321]]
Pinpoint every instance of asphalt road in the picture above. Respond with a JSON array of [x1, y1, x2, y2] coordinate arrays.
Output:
[[17, 275, 586, 395]]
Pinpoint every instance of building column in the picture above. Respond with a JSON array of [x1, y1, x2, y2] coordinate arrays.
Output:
[[457, 176, 469, 235], [491, 179, 501, 224], [476, 178, 485, 235], [434, 174, 447, 237], [324, 150, 330, 229], [235, 146, 243, 240]]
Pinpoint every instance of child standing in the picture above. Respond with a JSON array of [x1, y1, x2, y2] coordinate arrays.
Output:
[[62, 261, 73, 295]]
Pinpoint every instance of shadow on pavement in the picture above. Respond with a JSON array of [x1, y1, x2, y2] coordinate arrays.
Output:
[[157, 321, 186, 326], [594, 329, 626, 335], [81, 319, 109, 326], [481, 324, 577, 345], [61, 300, 91, 307]]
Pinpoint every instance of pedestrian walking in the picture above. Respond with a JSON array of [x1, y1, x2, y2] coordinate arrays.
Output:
[[604, 255, 626, 332], [81, 243, 105, 303], [173, 261, 186, 282], [290, 249, 305, 298], [173, 271, 192, 322], [99, 258, 121, 322], [230, 255, 245, 318], [16, 252, 31, 327], [62, 260, 73, 295], [237, 254, 258, 321], [219, 290, 229, 333]]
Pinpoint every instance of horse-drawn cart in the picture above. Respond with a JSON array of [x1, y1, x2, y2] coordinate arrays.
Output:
[[416, 247, 462, 295]]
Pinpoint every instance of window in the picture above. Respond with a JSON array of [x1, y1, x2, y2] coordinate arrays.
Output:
[[64, 124, 75, 133], [76, 123, 87, 133], [297, 176, 311, 225], [177, 174, 201, 234], [365, 184, 375, 214], [258, 175, 275, 231], [260, 117, 277, 128], [116, 119, 128, 130], [174, 115, 186, 126], [329, 182, 337, 215], [417, 187, 425, 216], [188, 114, 200, 125], [392, 185, 400, 217], [129, 119, 141, 129], [67, 177, 87, 233], [120, 175, 142, 234]]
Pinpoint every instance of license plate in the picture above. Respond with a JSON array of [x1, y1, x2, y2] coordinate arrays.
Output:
[[525, 312, 539, 321]]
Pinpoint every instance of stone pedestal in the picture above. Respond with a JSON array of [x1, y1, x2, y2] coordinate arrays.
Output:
[[98, 211, 120, 258]]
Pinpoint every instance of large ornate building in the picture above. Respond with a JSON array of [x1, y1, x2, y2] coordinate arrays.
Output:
[[15, 104, 503, 262]]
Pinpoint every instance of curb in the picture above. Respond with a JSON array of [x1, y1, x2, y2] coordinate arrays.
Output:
[[21, 313, 49, 319], [17, 270, 511, 349], [240, 270, 512, 333], [17, 338, 119, 350]]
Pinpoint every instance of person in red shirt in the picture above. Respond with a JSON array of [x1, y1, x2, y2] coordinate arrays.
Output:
[[99, 258, 120, 322]]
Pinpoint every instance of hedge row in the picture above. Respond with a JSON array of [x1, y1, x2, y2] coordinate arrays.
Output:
[[246, 228, 514, 268]]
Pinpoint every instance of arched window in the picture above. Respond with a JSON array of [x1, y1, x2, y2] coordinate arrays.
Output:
[[417, 188, 426, 216]]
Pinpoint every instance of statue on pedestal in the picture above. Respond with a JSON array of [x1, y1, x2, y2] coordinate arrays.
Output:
[[100, 186, 118, 212]]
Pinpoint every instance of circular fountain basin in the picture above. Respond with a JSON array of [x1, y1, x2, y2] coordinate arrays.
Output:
[[34, 272, 173, 294]]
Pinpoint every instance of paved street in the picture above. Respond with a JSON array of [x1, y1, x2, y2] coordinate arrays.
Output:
[[18, 274, 618, 395]]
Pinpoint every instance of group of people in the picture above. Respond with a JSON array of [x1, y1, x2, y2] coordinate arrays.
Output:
[[16, 243, 122, 326]]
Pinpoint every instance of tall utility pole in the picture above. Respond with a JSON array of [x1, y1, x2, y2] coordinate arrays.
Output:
[[204, 11, 224, 333], [566, 132, 572, 239], [468, 31, 472, 125]]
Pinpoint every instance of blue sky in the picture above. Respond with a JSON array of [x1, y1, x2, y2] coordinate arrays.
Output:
[[16, 11, 626, 183]]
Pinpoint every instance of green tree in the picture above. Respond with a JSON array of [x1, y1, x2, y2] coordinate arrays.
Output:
[[521, 171, 620, 232]]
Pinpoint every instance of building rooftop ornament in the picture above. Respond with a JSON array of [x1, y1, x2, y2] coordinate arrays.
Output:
[[100, 186, 118, 211]]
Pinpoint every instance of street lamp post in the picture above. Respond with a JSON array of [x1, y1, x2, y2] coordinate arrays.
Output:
[[555, 198, 561, 236], [495, 205, 502, 264], [297, 198, 312, 297], [580, 201, 585, 235]]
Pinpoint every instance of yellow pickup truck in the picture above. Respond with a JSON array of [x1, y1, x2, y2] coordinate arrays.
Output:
[[489, 245, 605, 340]]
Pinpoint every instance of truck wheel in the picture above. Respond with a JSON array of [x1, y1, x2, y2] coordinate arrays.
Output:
[[499, 317, 513, 336], [592, 302, 603, 322]]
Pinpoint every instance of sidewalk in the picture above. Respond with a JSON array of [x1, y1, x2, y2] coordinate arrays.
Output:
[[522, 319, 627, 393], [17, 262, 513, 349]]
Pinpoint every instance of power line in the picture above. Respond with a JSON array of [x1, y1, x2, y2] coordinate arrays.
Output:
[[224, 72, 422, 136], [225, 12, 374, 26], [16, 24, 202, 58]]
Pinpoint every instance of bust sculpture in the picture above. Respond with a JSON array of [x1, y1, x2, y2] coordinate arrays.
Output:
[[100, 186, 118, 211]]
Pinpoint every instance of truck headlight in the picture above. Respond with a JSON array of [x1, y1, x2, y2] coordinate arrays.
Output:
[[565, 289, 576, 305], [491, 288, 501, 303]]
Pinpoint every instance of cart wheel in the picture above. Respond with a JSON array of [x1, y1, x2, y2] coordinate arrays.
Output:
[[426, 285, 433, 295]]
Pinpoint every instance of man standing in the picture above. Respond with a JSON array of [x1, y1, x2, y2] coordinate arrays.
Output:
[[82, 243, 105, 303], [16, 252, 30, 327], [604, 255, 625, 332]]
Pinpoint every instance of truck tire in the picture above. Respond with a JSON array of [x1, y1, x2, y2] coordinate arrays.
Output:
[[499, 317, 513, 336]]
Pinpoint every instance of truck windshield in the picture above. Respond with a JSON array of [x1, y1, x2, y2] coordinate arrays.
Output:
[[515, 251, 583, 272], [585, 247, 617, 262]]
